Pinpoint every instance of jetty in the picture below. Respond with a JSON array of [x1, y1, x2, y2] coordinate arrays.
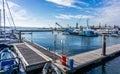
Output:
[[54, 44, 120, 73], [12, 37, 120, 73], [17, 29, 65, 42], [13, 40, 60, 72], [13, 31, 120, 73]]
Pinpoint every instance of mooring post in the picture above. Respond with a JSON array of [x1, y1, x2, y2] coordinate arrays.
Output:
[[61, 40, 64, 55], [19, 31, 22, 42], [31, 32, 33, 42], [102, 34, 106, 56], [53, 33, 57, 62]]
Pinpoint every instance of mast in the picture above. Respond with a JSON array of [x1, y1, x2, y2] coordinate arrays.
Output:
[[5, 0, 16, 30], [0, 9, 1, 32], [3, 0, 6, 39], [87, 18, 89, 29]]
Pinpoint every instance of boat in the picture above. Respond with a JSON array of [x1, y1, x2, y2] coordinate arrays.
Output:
[[79, 29, 98, 37], [0, 44, 10, 50], [0, 0, 26, 73], [65, 23, 80, 35], [78, 18, 98, 37], [0, 44, 20, 74], [42, 62, 61, 74], [0, 0, 19, 44]]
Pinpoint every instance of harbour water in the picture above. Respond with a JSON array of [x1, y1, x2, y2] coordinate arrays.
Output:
[[85, 55, 120, 74], [22, 32, 120, 74], [22, 32, 120, 56]]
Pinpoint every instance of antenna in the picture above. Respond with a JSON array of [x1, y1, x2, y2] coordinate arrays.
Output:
[[87, 18, 89, 29]]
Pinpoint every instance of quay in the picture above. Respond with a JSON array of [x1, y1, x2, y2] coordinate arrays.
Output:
[[13, 40, 60, 72], [55, 44, 120, 74]]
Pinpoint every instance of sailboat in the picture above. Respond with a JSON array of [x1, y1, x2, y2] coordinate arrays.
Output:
[[0, 0, 18, 44], [0, 0, 25, 73]]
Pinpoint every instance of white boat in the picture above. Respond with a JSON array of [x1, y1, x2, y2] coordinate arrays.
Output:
[[79, 29, 98, 37], [42, 63, 61, 74], [0, 44, 20, 74], [0, 0, 25, 73]]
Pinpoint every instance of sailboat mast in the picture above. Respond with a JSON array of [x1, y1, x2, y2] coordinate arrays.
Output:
[[5, 0, 16, 30], [0, 9, 1, 31], [3, 0, 6, 39]]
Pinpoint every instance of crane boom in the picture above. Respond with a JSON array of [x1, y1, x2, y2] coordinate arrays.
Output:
[[55, 22, 63, 28]]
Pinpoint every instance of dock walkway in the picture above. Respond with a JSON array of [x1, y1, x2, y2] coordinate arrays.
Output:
[[55, 44, 120, 73], [13, 40, 60, 72], [24, 40, 60, 60]]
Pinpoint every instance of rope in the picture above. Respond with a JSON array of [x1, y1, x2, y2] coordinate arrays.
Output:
[[5, 0, 17, 30], [6, 13, 13, 30]]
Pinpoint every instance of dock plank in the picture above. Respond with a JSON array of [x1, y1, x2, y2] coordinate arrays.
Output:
[[16, 44, 46, 65], [55, 44, 120, 73], [14, 43, 48, 71], [24, 40, 60, 60]]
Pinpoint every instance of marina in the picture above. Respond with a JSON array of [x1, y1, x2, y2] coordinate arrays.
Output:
[[1, 0, 120, 74], [1, 28, 120, 74], [14, 31, 120, 74], [1, 23, 120, 74], [19, 31, 120, 74]]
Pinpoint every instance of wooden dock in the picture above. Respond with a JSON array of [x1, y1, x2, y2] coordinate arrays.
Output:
[[54, 44, 120, 74], [13, 40, 60, 72]]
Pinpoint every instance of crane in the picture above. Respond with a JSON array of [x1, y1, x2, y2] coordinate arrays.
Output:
[[55, 22, 63, 28]]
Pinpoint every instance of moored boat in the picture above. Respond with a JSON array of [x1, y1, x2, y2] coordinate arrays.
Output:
[[0, 44, 21, 74], [42, 62, 61, 74], [79, 29, 98, 37]]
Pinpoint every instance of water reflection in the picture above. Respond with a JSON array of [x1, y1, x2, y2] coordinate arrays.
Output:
[[22, 32, 120, 74], [102, 63, 106, 74], [85, 63, 106, 74], [81, 37, 91, 46], [85, 56, 120, 74], [22, 32, 120, 56]]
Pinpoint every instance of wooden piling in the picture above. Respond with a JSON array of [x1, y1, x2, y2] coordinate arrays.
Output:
[[102, 34, 106, 56]]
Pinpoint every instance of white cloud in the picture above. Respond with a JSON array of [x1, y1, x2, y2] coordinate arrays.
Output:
[[54, 0, 120, 26], [55, 14, 93, 19], [6, 1, 27, 20], [0, 1, 27, 20], [93, 0, 120, 25], [0, 0, 30, 27], [46, 0, 89, 9]]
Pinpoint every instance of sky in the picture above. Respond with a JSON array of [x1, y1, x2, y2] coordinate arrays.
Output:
[[0, 0, 120, 28]]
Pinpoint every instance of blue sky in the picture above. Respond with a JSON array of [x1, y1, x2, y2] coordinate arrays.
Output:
[[0, 0, 120, 27]]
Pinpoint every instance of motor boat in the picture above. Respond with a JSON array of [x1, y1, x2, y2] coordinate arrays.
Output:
[[0, 44, 20, 74], [42, 62, 61, 74]]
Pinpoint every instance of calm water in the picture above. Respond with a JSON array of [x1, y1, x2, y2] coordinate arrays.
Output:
[[22, 32, 120, 74], [85, 56, 120, 74], [22, 32, 120, 56]]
